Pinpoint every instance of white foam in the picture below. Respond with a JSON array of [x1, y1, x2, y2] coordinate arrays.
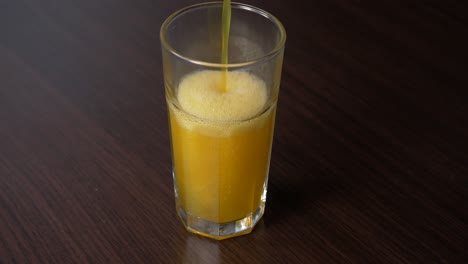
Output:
[[177, 70, 267, 121]]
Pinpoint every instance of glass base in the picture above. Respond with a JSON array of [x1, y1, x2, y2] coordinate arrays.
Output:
[[176, 202, 265, 240]]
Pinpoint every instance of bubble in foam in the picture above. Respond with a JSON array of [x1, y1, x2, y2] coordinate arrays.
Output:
[[177, 70, 267, 121]]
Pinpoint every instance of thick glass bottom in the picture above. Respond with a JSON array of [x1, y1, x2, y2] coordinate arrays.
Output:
[[176, 201, 265, 240]]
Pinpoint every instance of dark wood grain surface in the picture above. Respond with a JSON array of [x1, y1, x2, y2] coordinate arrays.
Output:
[[1, 0, 467, 263]]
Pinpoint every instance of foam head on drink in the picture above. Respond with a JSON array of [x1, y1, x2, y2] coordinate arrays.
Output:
[[168, 70, 275, 223]]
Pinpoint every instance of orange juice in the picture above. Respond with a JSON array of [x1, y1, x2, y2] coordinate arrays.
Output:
[[167, 70, 276, 223]]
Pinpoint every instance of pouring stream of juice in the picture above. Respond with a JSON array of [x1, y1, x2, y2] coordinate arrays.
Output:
[[221, 0, 231, 92]]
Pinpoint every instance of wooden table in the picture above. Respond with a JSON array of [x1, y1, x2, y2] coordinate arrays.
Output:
[[1, 0, 467, 263]]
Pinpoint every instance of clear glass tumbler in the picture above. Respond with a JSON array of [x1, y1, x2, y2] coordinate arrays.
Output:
[[160, 2, 286, 240]]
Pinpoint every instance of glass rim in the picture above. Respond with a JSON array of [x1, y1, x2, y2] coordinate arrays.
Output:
[[160, 1, 286, 68]]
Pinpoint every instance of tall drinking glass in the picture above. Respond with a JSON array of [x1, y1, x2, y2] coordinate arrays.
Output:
[[161, 2, 286, 240]]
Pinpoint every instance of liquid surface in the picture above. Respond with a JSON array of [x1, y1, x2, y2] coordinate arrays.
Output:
[[177, 70, 267, 121]]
